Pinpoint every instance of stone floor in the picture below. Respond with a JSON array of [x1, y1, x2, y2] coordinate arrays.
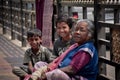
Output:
[[0, 33, 25, 80]]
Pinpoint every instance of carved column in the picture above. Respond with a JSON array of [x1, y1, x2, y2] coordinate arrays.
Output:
[[112, 29, 120, 64], [112, 8, 120, 80]]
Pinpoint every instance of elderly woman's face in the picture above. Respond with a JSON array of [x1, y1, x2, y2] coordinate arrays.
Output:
[[73, 21, 90, 45]]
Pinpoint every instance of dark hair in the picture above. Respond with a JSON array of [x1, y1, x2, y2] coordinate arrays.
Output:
[[27, 28, 42, 39], [56, 15, 75, 29]]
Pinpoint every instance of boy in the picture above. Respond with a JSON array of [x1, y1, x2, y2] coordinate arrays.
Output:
[[12, 28, 54, 80], [53, 15, 75, 57]]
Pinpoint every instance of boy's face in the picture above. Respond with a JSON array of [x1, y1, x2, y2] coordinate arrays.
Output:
[[27, 36, 42, 49], [56, 22, 71, 39]]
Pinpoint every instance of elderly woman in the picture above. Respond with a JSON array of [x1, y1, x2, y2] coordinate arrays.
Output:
[[25, 19, 98, 80]]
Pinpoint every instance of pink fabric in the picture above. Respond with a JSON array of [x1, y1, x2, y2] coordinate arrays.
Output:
[[70, 51, 91, 73], [24, 75, 31, 80], [46, 69, 71, 80], [48, 43, 79, 71], [42, 0, 53, 47], [46, 69, 88, 80]]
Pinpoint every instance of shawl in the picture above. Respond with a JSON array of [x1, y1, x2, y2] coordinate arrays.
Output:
[[48, 43, 79, 71]]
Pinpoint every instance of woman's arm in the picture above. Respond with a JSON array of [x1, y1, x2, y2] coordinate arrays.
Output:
[[59, 51, 91, 74]]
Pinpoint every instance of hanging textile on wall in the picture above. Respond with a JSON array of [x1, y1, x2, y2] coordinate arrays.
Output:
[[42, 0, 53, 48], [36, 0, 45, 31], [36, 0, 53, 48]]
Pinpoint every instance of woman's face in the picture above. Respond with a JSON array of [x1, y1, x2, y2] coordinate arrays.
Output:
[[56, 22, 71, 39], [73, 21, 90, 45]]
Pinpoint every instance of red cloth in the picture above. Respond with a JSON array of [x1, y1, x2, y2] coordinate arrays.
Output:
[[36, 0, 45, 31], [70, 51, 91, 73], [24, 75, 32, 80]]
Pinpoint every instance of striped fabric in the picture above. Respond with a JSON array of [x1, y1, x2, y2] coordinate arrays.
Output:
[[36, 0, 53, 48]]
